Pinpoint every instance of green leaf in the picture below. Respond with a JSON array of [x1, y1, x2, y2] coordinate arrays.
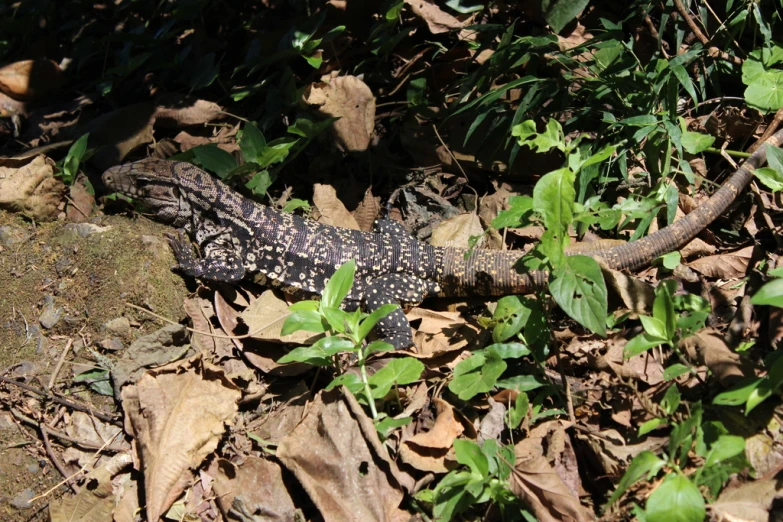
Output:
[[487, 343, 530, 360], [766, 143, 783, 174], [277, 337, 349, 366], [375, 416, 412, 439], [321, 261, 355, 309], [640, 315, 668, 340], [191, 144, 238, 178], [680, 131, 715, 154], [661, 384, 681, 415], [321, 306, 350, 334], [448, 349, 507, 400], [663, 364, 690, 381], [540, 0, 590, 33], [653, 281, 677, 339], [660, 251, 681, 269], [550, 255, 608, 336], [624, 332, 667, 358], [454, 439, 489, 479], [507, 392, 529, 429], [365, 340, 395, 355], [368, 357, 425, 398], [492, 296, 533, 342], [495, 374, 548, 391], [746, 355, 783, 412], [491, 196, 533, 229], [533, 167, 575, 233], [639, 418, 666, 436], [712, 377, 763, 407], [645, 473, 705, 522], [358, 304, 399, 340], [751, 278, 783, 307], [703, 435, 745, 468], [607, 451, 666, 506], [239, 122, 266, 164], [325, 373, 363, 393], [753, 167, 783, 192], [282, 199, 311, 213], [407, 77, 427, 106], [256, 137, 298, 168], [444, 0, 484, 14], [745, 71, 783, 113], [281, 309, 326, 335]]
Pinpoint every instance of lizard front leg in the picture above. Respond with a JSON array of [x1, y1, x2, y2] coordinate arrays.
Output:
[[362, 274, 428, 350], [166, 230, 246, 282]]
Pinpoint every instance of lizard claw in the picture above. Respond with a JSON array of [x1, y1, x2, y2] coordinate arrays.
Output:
[[165, 230, 198, 273]]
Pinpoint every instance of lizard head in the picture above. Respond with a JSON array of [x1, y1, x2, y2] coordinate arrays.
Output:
[[102, 158, 190, 225]]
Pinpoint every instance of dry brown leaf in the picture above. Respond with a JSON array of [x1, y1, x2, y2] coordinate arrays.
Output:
[[354, 186, 382, 232], [406, 308, 478, 357], [687, 245, 755, 279], [112, 474, 141, 522], [403, 0, 467, 34], [679, 328, 752, 387], [0, 90, 27, 117], [510, 454, 594, 522], [183, 292, 233, 359], [400, 398, 463, 473], [173, 130, 240, 153], [600, 266, 655, 313], [712, 479, 779, 522], [277, 389, 406, 522], [313, 184, 361, 229], [62, 412, 127, 468], [64, 175, 96, 222], [49, 453, 132, 522], [679, 237, 717, 259], [302, 75, 375, 151], [121, 355, 241, 522], [154, 94, 224, 127], [430, 213, 484, 248], [0, 59, 64, 101], [240, 289, 322, 345], [0, 155, 64, 221], [213, 457, 297, 522], [86, 103, 156, 169]]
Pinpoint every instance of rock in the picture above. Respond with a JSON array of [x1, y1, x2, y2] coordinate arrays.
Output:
[[11, 488, 34, 510], [63, 222, 111, 237], [39, 296, 64, 329], [104, 316, 131, 336], [98, 337, 124, 351]]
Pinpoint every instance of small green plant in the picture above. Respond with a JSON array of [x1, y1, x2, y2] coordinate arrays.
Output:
[[276, 260, 424, 422], [607, 402, 747, 521], [56, 133, 91, 185], [417, 438, 524, 520]]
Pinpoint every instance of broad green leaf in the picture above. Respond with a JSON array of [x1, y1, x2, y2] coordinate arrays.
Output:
[[321, 306, 350, 334], [321, 260, 355, 309], [283, 199, 311, 213], [365, 340, 395, 355], [491, 196, 533, 229], [281, 309, 326, 335], [507, 392, 529, 429], [325, 372, 363, 393], [358, 303, 399, 340], [753, 167, 783, 192], [495, 374, 548, 391], [661, 384, 681, 415], [375, 416, 412, 439], [192, 144, 238, 178], [703, 435, 745, 468], [550, 255, 608, 336], [639, 418, 666, 436], [454, 439, 489, 479], [645, 473, 705, 522], [624, 332, 667, 358], [751, 278, 783, 307], [368, 357, 425, 398], [765, 143, 783, 174], [444, 0, 484, 14], [653, 281, 677, 339], [607, 451, 666, 506], [239, 122, 266, 164], [663, 363, 690, 381], [640, 315, 668, 340], [492, 295, 533, 342], [256, 136, 298, 168], [745, 71, 783, 113], [746, 355, 783, 412], [245, 170, 276, 196], [448, 349, 507, 400], [540, 0, 590, 33], [660, 251, 681, 269], [533, 167, 575, 233], [680, 131, 715, 154], [712, 377, 763, 406], [487, 343, 530, 360]]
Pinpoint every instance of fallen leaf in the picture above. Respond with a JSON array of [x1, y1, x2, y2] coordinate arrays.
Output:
[[354, 186, 381, 232], [430, 213, 484, 248], [303, 75, 375, 152], [313, 183, 361, 229], [403, 0, 467, 34], [712, 479, 779, 522], [407, 308, 478, 357], [154, 94, 225, 127], [85, 103, 156, 170], [679, 328, 752, 387], [277, 389, 407, 521], [213, 457, 297, 522], [0, 155, 64, 221], [183, 291, 234, 360], [400, 398, 463, 472], [121, 355, 241, 522], [65, 174, 96, 222], [240, 289, 323, 345], [0, 59, 64, 101], [687, 245, 755, 279]]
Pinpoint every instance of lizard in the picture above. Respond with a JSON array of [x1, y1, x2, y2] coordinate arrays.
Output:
[[102, 129, 783, 349]]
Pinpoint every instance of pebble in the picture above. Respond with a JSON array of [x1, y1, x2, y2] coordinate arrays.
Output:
[[104, 316, 131, 336]]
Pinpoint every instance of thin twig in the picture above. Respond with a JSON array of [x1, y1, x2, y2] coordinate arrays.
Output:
[[10, 409, 126, 452], [47, 338, 73, 390], [41, 426, 80, 494]]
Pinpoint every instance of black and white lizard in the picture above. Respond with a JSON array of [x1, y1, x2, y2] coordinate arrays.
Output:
[[102, 135, 781, 348]]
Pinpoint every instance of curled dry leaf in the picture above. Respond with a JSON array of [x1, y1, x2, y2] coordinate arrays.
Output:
[[121, 355, 241, 522], [302, 75, 375, 152], [277, 389, 407, 522], [48, 453, 133, 522], [85, 102, 156, 170], [154, 94, 224, 127], [183, 292, 234, 360], [679, 328, 752, 387], [687, 245, 755, 279], [712, 479, 780, 522], [313, 183, 361, 229], [0, 59, 65, 101], [213, 457, 297, 522], [400, 398, 463, 473], [430, 213, 484, 248], [403, 0, 468, 34], [239, 289, 322, 345], [0, 155, 65, 221]]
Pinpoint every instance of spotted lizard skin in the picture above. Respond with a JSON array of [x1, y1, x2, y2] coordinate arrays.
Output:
[[102, 133, 782, 348]]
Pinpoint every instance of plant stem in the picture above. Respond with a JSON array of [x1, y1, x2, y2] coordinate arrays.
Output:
[[703, 147, 751, 158], [359, 349, 378, 419]]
